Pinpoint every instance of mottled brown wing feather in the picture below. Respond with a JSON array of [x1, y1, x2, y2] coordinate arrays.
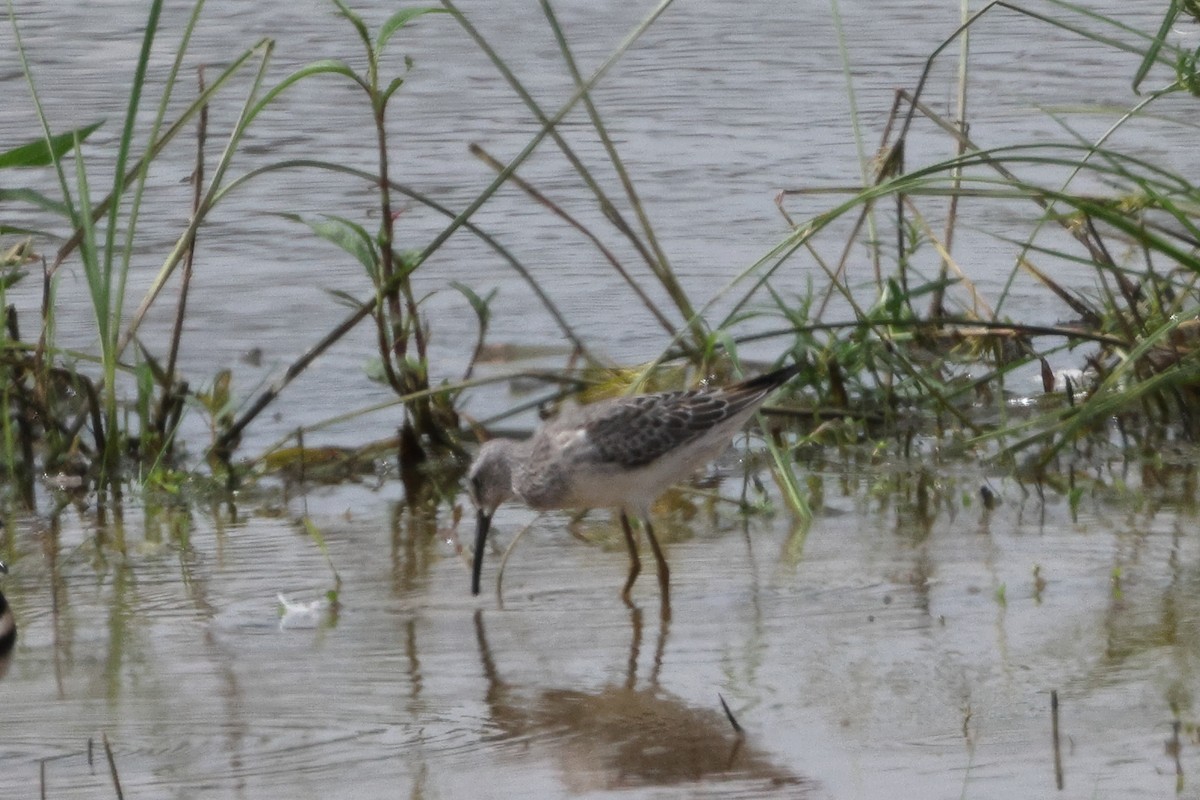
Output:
[[584, 387, 764, 468]]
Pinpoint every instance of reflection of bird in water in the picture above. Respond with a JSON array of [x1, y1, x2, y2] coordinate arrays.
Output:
[[472, 609, 812, 795], [467, 364, 801, 612], [0, 561, 16, 668]]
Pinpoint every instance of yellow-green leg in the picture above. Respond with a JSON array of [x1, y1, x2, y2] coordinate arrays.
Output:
[[642, 517, 670, 606], [619, 511, 641, 605]]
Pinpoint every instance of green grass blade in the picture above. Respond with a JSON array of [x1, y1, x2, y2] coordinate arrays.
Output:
[[763, 425, 812, 524], [0, 122, 104, 169], [378, 7, 446, 52], [118, 39, 278, 357], [303, 516, 342, 588], [103, 0, 163, 321], [1132, 0, 1180, 92], [0, 188, 70, 217], [330, 0, 371, 53]]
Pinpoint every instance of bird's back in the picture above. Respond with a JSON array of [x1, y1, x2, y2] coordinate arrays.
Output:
[[512, 364, 799, 512]]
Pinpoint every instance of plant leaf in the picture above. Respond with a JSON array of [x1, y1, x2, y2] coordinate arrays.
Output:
[[0, 187, 71, 216], [0, 270, 28, 291], [450, 280, 495, 325], [324, 288, 365, 309], [711, 328, 739, 367], [378, 7, 447, 52], [281, 213, 378, 277], [1133, 1, 1178, 94], [303, 516, 342, 587], [1, 225, 50, 241], [0, 121, 104, 169], [250, 59, 363, 122], [380, 75, 407, 105], [331, 0, 371, 50], [764, 426, 812, 524]]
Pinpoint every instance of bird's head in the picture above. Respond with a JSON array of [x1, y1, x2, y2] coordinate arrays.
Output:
[[466, 439, 519, 596]]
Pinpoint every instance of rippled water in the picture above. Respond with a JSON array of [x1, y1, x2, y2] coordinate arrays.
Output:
[[4, 460, 1200, 798], [2, 0, 1198, 797]]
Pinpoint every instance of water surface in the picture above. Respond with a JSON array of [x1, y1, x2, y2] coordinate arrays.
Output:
[[3, 459, 1199, 798], [1, 1, 1197, 798]]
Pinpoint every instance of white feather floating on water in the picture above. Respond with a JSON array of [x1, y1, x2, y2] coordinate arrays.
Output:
[[277, 593, 329, 630]]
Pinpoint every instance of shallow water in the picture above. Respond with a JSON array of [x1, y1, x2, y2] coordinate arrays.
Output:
[[3, 459, 1200, 799], [3, 0, 1199, 797]]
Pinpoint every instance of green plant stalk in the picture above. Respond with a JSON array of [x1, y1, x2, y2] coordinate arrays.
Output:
[[91, 0, 163, 489], [213, 0, 678, 455], [536, 0, 700, 347], [303, 517, 342, 590], [308, 3, 458, 463], [931, 0, 971, 318], [120, 0, 209, 376], [762, 418, 812, 523], [436, 0, 676, 326], [365, 5, 438, 450], [118, 39, 277, 356], [12, 0, 265, 484], [327, 0, 411, 397], [1134, 0, 1185, 92], [457, 0, 696, 350], [8, 0, 83, 239], [47, 39, 269, 281], [374, 13, 427, 395], [103, 0, 163, 352], [468, 143, 679, 339], [70, 144, 113, 471], [829, 0, 875, 191]]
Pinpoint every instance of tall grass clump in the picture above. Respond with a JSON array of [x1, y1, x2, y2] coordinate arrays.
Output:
[[2, 0, 343, 509], [687, 0, 1200, 473], [4, 0, 222, 508], [237, 0, 1200, 506], [248, 3, 466, 501], [206, 0, 690, 497], [6, 0, 1195, 524], [4, 0, 684, 513]]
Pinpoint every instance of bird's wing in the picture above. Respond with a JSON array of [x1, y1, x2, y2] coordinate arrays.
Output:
[[582, 387, 765, 468]]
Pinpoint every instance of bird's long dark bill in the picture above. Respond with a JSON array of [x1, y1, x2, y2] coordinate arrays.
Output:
[[471, 510, 492, 596]]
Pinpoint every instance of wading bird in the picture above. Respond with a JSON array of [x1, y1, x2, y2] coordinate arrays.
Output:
[[466, 363, 800, 606]]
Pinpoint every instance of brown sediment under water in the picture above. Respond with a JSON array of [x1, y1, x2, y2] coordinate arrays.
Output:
[[1, 455, 1198, 799]]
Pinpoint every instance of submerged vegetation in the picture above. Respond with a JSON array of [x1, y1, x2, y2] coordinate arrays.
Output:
[[0, 0, 1198, 526]]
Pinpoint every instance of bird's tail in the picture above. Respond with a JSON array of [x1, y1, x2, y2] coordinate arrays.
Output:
[[730, 362, 803, 395]]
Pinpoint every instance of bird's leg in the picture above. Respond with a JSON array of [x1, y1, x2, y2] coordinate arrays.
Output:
[[642, 517, 670, 610], [619, 511, 641, 605]]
